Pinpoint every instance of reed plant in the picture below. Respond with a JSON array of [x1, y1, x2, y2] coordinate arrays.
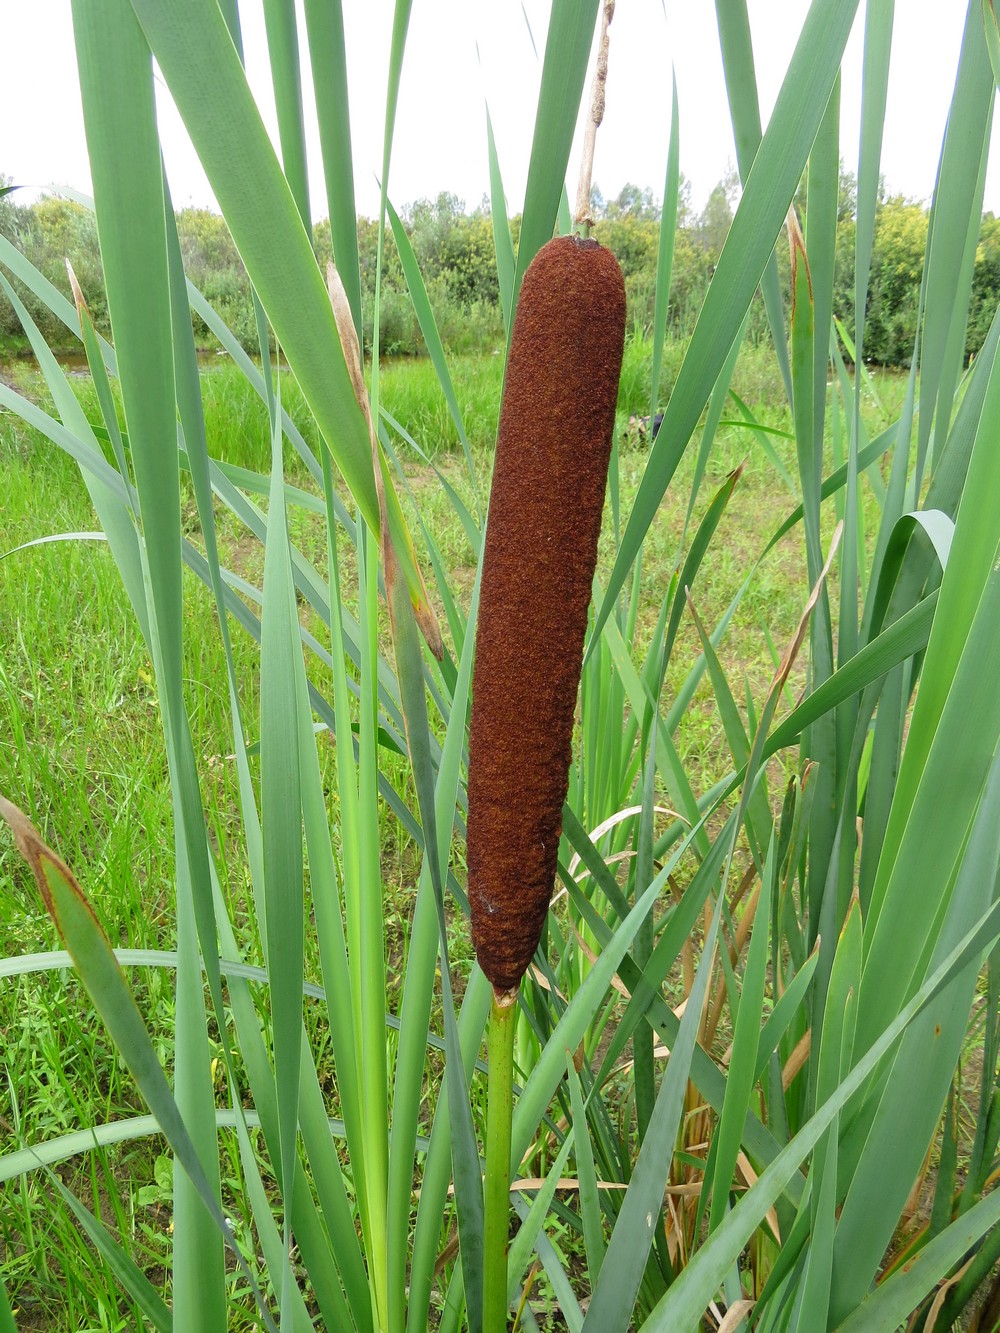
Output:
[[2, 0, 1000, 1328]]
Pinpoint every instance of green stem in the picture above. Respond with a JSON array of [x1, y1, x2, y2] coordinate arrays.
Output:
[[483, 988, 518, 1332]]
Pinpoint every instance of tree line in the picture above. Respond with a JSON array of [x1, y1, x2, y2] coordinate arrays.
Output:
[[2, 173, 998, 367]]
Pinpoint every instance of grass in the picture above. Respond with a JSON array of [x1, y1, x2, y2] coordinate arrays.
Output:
[[0, 338, 908, 1326]]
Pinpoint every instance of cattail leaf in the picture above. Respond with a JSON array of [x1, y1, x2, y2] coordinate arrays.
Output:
[[860, 340, 1000, 985], [0, 273, 129, 508], [680, 316, 749, 550], [183, 277, 348, 509], [834, 614, 1000, 1314], [259, 369, 307, 1322], [0, 230, 112, 357], [169, 166, 328, 1317], [385, 198, 481, 511], [725, 394, 797, 492], [566, 1061, 606, 1285], [486, 103, 516, 334], [594, 0, 860, 647], [867, 510, 953, 638], [388, 549, 482, 1331], [597, 598, 709, 859], [984, 0, 1000, 86], [836, 1181, 1000, 1332], [407, 969, 492, 1333], [68, 263, 135, 499], [763, 592, 936, 760], [0, 1283, 13, 1333], [389, 542, 486, 1330], [328, 261, 444, 659], [302, 0, 361, 330], [753, 948, 820, 1086], [650, 69, 679, 421], [123, 0, 373, 517], [71, 6, 232, 1320], [505, 1116, 577, 1303], [379, 424, 474, 658], [590, 808, 734, 1088], [513, 799, 730, 1172], [0, 270, 146, 634], [686, 592, 771, 864], [789, 209, 820, 575], [715, 0, 791, 399], [854, 0, 893, 368], [793, 1129, 839, 1326], [261, 0, 310, 228], [708, 838, 776, 1235], [917, 1, 994, 484], [760, 422, 894, 559]]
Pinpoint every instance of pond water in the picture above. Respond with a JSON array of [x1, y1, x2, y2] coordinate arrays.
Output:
[[2, 346, 238, 378]]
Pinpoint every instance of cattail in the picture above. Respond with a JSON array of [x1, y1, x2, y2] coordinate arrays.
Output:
[[467, 234, 626, 996]]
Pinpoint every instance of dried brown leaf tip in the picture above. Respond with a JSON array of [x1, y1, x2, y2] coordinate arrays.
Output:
[[326, 262, 444, 661], [0, 792, 97, 937], [466, 235, 626, 995]]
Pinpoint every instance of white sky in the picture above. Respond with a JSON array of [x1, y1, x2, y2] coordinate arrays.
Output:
[[2, 1, 996, 223]]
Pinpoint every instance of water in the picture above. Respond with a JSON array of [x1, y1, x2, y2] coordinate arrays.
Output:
[[2, 346, 230, 378]]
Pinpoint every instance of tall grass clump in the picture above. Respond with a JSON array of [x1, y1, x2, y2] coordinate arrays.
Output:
[[2, 0, 1000, 1329]]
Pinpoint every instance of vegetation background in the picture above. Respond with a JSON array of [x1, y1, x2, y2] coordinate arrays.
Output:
[[5, 172, 999, 367]]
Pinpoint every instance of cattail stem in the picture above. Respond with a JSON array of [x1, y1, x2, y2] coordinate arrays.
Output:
[[574, 0, 615, 233], [483, 988, 518, 1331], [468, 228, 624, 1327]]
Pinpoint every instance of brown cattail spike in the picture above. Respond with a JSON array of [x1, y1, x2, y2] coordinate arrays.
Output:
[[467, 235, 626, 995]]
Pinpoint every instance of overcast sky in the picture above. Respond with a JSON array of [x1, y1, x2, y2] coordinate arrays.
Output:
[[2, 2, 996, 223]]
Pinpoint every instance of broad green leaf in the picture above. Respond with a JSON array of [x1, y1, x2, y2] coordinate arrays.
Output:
[[708, 839, 775, 1233], [71, 3, 228, 1320], [566, 1063, 606, 1285], [0, 1281, 13, 1333], [262, 0, 310, 227], [917, 0, 995, 484], [715, 0, 791, 398], [302, 0, 362, 330], [836, 1180, 1000, 1331], [650, 70, 679, 420], [984, 0, 1000, 87], [260, 376, 306, 1320], [486, 105, 516, 334], [506, 1114, 577, 1302], [123, 0, 373, 517]]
